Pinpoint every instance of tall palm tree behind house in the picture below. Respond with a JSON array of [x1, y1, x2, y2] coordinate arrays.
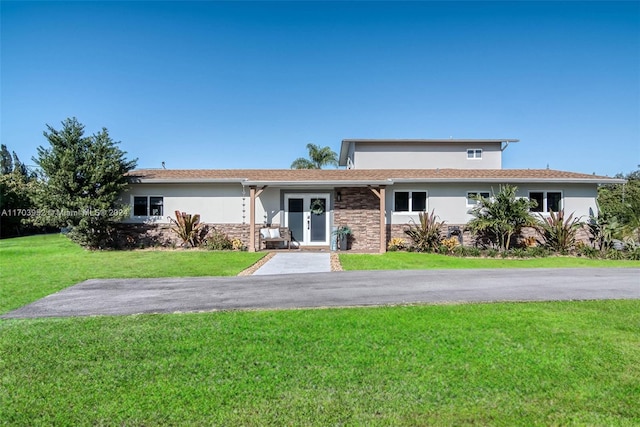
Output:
[[290, 143, 338, 169]]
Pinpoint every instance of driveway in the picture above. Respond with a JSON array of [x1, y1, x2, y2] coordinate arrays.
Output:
[[3, 268, 639, 318]]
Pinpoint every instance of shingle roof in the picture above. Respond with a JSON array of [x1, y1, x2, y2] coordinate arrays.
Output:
[[127, 168, 623, 185]]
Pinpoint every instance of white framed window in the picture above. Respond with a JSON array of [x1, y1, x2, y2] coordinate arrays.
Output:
[[529, 191, 562, 213], [394, 191, 427, 213], [466, 191, 490, 206], [132, 196, 164, 217], [467, 148, 482, 159]]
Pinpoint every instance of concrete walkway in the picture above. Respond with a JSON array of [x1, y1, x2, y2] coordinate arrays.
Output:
[[252, 252, 331, 275]]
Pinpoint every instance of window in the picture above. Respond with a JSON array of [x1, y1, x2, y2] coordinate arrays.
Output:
[[529, 191, 562, 213], [467, 191, 490, 206], [467, 149, 482, 159], [133, 196, 163, 217], [394, 191, 427, 213]]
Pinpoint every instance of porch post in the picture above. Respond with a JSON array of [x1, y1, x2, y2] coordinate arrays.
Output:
[[379, 186, 386, 253], [249, 186, 256, 252], [369, 185, 387, 253]]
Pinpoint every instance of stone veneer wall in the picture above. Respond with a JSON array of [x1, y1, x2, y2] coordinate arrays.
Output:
[[334, 187, 381, 252], [389, 223, 594, 249], [114, 223, 255, 249]]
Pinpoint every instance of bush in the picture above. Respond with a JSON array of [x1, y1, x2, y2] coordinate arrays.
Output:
[[486, 248, 499, 258], [404, 210, 445, 253], [387, 237, 407, 252], [509, 248, 528, 258], [203, 230, 233, 250], [466, 184, 538, 251], [605, 248, 626, 260], [170, 211, 208, 248], [441, 237, 459, 254], [466, 247, 482, 257], [576, 242, 600, 259], [526, 246, 550, 258], [538, 210, 582, 253]]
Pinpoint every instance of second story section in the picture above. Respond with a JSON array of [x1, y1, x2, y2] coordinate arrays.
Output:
[[339, 139, 518, 170]]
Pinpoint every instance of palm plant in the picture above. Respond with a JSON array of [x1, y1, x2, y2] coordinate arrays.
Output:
[[537, 210, 582, 253], [404, 210, 445, 252], [587, 212, 622, 252], [290, 143, 338, 169], [466, 184, 538, 251]]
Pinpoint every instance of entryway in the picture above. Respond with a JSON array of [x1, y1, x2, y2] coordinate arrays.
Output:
[[284, 193, 331, 247]]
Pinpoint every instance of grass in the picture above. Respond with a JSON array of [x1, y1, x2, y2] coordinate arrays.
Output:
[[0, 234, 265, 314], [340, 251, 640, 271], [1, 301, 639, 425]]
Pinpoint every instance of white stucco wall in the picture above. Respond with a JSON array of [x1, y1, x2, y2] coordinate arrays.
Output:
[[353, 142, 503, 169], [122, 183, 278, 225], [121, 181, 599, 230], [385, 182, 599, 225]]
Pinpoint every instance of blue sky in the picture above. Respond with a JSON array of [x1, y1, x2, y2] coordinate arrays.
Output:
[[2, 1, 638, 176]]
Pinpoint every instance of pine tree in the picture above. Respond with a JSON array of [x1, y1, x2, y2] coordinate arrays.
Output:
[[0, 145, 33, 237], [31, 117, 137, 248], [0, 144, 12, 175]]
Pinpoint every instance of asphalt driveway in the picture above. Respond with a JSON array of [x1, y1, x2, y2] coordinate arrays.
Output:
[[3, 268, 639, 318]]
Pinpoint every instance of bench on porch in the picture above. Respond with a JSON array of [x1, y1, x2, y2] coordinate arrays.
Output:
[[259, 227, 293, 250]]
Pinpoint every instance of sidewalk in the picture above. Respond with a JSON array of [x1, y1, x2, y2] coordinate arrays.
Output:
[[252, 252, 331, 275]]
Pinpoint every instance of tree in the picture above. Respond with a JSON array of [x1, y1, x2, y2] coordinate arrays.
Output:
[[30, 117, 137, 248], [0, 145, 35, 237], [0, 144, 12, 175], [597, 169, 640, 242], [466, 184, 538, 251], [290, 143, 338, 169]]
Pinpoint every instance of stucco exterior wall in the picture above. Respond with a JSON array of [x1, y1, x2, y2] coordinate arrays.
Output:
[[120, 181, 600, 251], [122, 183, 282, 226], [352, 142, 502, 169]]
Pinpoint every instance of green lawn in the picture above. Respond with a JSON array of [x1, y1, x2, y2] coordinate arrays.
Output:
[[2, 234, 639, 425], [0, 234, 265, 314], [340, 251, 640, 271], [1, 301, 639, 425]]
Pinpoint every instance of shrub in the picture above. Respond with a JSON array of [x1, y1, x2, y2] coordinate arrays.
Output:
[[522, 236, 537, 248], [538, 210, 582, 253], [605, 248, 626, 260], [404, 210, 445, 252], [231, 238, 245, 251], [510, 248, 528, 258], [576, 242, 599, 258], [170, 211, 208, 248], [486, 248, 499, 258], [387, 237, 407, 252], [466, 246, 482, 257], [441, 237, 459, 254], [203, 229, 233, 250], [587, 213, 622, 252], [466, 184, 538, 251], [526, 246, 550, 258]]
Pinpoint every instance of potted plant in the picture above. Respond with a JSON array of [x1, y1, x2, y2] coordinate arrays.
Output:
[[333, 226, 352, 251]]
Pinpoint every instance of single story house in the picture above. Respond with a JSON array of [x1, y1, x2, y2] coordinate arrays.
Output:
[[123, 139, 624, 252]]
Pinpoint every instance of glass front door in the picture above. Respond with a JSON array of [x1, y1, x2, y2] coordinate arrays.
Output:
[[285, 194, 330, 246]]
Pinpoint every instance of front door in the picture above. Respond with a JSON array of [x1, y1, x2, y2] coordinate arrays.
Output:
[[285, 194, 330, 246]]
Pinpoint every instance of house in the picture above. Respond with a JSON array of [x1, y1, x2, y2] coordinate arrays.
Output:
[[123, 139, 624, 252]]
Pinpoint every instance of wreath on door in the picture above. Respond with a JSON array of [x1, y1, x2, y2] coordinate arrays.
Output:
[[310, 199, 325, 215]]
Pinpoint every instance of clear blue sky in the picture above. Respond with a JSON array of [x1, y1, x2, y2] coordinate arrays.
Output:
[[2, 1, 638, 176]]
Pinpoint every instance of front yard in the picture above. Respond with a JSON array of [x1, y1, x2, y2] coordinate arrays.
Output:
[[2, 301, 639, 425], [339, 251, 640, 271], [0, 234, 265, 314], [1, 234, 639, 425]]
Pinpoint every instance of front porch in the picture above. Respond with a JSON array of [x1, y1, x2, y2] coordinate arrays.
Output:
[[247, 185, 388, 253]]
